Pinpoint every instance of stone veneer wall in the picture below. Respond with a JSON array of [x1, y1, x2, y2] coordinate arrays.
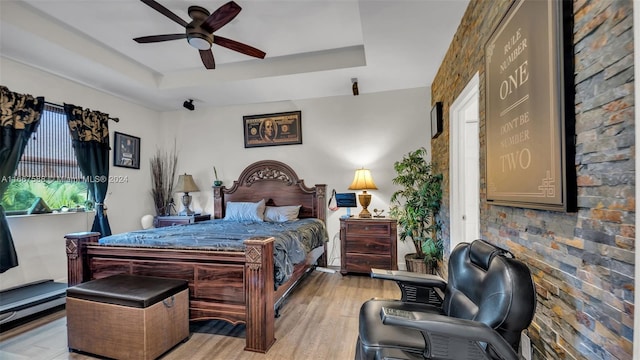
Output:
[[430, 0, 635, 359]]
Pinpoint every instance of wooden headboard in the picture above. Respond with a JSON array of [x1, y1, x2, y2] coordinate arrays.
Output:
[[213, 160, 326, 222]]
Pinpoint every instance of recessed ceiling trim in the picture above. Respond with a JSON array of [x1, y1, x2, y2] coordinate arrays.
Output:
[[1, 1, 160, 86], [158, 45, 366, 89]]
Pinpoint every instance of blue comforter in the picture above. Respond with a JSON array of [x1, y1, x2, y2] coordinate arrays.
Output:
[[98, 218, 328, 287]]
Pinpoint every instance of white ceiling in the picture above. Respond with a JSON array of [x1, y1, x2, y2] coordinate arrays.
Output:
[[0, 0, 469, 111]]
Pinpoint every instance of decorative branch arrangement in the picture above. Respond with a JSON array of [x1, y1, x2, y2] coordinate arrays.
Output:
[[150, 143, 178, 216]]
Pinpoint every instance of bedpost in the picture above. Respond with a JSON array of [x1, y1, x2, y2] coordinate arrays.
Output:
[[315, 184, 328, 267], [244, 236, 276, 353], [315, 184, 327, 223], [213, 185, 224, 219], [65, 232, 100, 286]]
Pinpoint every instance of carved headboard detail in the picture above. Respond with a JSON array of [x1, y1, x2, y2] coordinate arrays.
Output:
[[213, 160, 326, 222]]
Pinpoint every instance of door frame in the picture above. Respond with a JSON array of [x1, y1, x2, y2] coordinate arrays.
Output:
[[449, 72, 480, 252]]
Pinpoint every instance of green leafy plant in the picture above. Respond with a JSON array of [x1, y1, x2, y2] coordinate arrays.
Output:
[[389, 147, 443, 268], [1, 180, 87, 212]]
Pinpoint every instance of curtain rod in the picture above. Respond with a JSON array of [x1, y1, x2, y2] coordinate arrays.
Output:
[[45, 101, 120, 122]]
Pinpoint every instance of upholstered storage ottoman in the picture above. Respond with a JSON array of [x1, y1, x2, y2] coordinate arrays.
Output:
[[66, 274, 189, 360]]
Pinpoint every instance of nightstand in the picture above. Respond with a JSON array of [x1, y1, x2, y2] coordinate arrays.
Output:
[[340, 217, 397, 275], [153, 214, 211, 228]]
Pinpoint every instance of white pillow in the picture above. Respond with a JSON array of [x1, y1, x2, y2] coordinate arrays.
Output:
[[263, 205, 301, 222], [223, 199, 266, 222]]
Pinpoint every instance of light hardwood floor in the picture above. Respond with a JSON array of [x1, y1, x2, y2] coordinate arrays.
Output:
[[0, 270, 400, 360]]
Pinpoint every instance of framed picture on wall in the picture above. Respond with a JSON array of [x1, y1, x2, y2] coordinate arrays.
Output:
[[113, 132, 140, 169], [431, 102, 443, 139], [243, 111, 302, 148], [484, 0, 575, 211]]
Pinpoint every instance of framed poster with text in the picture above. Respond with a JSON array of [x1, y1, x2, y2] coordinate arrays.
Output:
[[485, 0, 575, 211]]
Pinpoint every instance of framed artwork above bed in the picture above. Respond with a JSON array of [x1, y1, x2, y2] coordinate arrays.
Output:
[[243, 111, 302, 148]]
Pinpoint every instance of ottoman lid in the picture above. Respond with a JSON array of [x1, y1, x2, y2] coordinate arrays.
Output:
[[67, 274, 188, 308]]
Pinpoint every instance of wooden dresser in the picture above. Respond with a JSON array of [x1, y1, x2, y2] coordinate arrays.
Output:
[[340, 217, 397, 275]]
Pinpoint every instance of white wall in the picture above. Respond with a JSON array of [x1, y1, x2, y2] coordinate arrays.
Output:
[[0, 59, 162, 290], [163, 88, 433, 267]]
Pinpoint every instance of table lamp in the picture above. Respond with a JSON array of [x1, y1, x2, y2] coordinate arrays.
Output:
[[175, 173, 200, 215], [348, 168, 378, 218]]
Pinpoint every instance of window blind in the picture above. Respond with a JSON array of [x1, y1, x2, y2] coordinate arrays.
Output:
[[14, 103, 83, 181]]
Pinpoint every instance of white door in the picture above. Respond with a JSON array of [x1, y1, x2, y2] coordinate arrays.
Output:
[[450, 73, 480, 251]]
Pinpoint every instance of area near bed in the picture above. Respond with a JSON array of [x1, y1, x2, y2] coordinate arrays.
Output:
[[65, 160, 327, 353]]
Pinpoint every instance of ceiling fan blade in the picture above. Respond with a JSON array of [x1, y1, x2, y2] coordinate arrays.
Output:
[[200, 49, 216, 69], [213, 36, 266, 59], [134, 33, 186, 43], [201, 1, 242, 33], [140, 0, 188, 28]]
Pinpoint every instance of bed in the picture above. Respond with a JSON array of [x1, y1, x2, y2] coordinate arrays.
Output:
[[65, 160, 327, 353]]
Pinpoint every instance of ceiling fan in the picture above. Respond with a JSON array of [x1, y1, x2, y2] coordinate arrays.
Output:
[[134, 0, 266, 69]]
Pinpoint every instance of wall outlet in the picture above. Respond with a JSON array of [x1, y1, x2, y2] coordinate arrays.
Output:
[[520, 331, 532, 360]]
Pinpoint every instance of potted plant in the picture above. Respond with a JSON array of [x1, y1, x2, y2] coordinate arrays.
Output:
[[389, 147, 443, 274], [213, 166, 222, 187]]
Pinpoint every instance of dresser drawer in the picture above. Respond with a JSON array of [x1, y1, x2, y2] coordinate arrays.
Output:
[[345, 236, 390, 255], [346, 222, 390, 236]]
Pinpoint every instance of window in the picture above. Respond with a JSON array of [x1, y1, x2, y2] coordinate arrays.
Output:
[[1, 103, 88, 215]]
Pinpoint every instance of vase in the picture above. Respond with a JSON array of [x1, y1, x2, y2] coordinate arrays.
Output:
[[404, 253, 436, 274], [213, 180, 223, 187]]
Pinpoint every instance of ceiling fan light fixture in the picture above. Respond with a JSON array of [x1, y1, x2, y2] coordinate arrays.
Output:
[[135, 1, 265, 70], [187, 34, 211, 50]]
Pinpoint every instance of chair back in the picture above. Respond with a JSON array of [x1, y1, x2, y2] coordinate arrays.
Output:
[[443, 240, 536, 351]]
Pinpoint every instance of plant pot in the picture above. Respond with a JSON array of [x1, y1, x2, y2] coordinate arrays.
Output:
[[405, 253, 436, 274]]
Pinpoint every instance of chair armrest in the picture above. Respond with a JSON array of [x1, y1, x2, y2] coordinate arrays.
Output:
[[371, 269, 446, 306], [371, 269, 447, 290], [380, 307, 519, 360]]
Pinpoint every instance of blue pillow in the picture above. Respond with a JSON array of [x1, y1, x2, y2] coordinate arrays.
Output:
[[223, 199, 266, 222]]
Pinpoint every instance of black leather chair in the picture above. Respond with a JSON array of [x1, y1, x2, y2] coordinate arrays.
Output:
[[355, 240, 536, 360]]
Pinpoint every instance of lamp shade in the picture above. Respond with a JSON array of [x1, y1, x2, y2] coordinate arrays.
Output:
[[174, 174, 200, 193], [348, 168, 378, 190]]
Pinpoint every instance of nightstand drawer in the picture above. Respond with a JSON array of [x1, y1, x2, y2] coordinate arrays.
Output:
[[154, 214, 211, 228], [345, 254, 391, 273], [346, 222, 390, 236], [345, 237, 390, 255], [155, 217, 191, 227]]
